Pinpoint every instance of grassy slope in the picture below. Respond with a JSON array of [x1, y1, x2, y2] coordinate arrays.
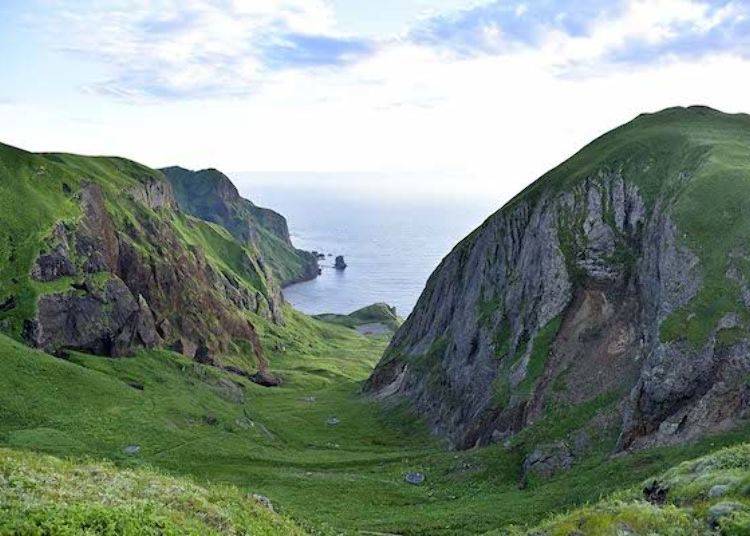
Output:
[[513, 443, 750, 535], [0, 447, 304, 535], [162, 166, 314, 286], [0, 143, 271, 343], [5, 109, 750, 533], [314, 303, 403, 332], [3, 312, 750, 535]]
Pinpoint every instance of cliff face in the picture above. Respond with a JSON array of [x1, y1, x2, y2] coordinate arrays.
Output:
[[161, 166, 319, 286], [366, 107, 750, 451], [0, 145, 284, 379]]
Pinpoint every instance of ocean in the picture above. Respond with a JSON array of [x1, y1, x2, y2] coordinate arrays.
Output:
[[247, 185, 498, 318]]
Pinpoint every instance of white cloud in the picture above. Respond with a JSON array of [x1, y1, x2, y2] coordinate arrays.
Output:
[[5, 0, 750, 205]]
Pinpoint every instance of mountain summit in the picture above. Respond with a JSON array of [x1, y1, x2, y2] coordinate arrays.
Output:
[[366, 106, 750, 451]]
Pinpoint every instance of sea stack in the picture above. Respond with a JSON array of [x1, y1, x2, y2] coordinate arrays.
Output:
[[334, 255, 347, 270]]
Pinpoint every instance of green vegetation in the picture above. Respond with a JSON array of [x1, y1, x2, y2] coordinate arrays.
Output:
[[0, 447, 304, 535], [162, 166, 316, 286], [491, 316, 562, 408], [314, 302, 403, 332], [513, 443, 750, 535], [7, 109, 750, 534], [4, 316, 750, 534]]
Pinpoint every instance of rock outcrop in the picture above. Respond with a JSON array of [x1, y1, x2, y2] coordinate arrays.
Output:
[[24, 180, 279, 367], [161, 166, 319, 286], [365, 106, 750, 452]]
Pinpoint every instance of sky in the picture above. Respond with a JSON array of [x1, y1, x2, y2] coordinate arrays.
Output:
[[2, 0, 750, 203]]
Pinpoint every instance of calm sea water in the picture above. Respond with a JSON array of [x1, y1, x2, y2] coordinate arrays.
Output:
[[247, 185, 498, 318]]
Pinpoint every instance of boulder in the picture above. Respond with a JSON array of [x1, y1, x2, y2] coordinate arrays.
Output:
[[250, 371, 282, 387], [27, 277, 160, 357], [405, 472, 425, 485], [522, 442, 574, 480], [643, 480, 669, 505], [334, 255, 347, 270]]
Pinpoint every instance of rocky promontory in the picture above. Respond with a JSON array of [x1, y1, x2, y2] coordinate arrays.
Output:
[[365, 106, 750, 452]]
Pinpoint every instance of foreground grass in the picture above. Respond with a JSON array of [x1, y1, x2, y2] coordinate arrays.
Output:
[[0, 447, 304, 535], [2, 310, 750, 534], [511, 443, 750, 535]]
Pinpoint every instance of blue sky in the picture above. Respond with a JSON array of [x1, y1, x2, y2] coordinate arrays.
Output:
[[2, 0, 750, 201]]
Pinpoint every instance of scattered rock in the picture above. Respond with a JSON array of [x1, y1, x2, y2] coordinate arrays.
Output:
[[301, 396, 316, 403], [708, 502, 745, 528], [252, 494, 274, 512], [709, 484, 730, 498], [405, 472, 425, 485], [194, 342, 215, 365], [334, 255, 347, 270], [31, 249, 76, 282], [643, 480, 669, 505], [203, 414, 219, 426], [250, 371, 282, 387], [0, 295, 16, 313], [326, 417, 340, 426], [522, 442, 574, 479], [123, 445, 140, 455]]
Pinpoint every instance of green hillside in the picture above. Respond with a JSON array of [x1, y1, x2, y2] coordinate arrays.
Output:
[[162, 166, 319, 286], [5, 111, 750, 534], [514, 443, 750, 535], [0, 447, 304, 535], [2, 318, 750, 534]]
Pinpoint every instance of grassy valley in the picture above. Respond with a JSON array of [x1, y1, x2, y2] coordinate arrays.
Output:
[[5, 111, 750, 534], [3, 307, 750, 534]]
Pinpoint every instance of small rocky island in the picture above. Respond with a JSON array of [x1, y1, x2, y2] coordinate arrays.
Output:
[[334, 255, 347, 270]]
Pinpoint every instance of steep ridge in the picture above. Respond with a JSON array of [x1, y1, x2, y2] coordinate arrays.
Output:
[[161, 166, 319, 286], [0, 143, 292, 380], [366, 106, 750, 451]]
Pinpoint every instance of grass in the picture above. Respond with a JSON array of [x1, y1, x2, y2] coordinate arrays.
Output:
[[161, 166, 315, 286], [0, 447, 304, 535], [3, 312, 750, 535], [511, 443, 750, 535], [314, 303, 403, 331]]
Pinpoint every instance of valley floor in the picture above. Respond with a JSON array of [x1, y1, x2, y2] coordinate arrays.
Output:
[[2, 308, 750, 534]]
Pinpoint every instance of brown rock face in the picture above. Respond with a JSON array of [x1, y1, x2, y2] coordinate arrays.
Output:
[[26, 179, 279, 378]]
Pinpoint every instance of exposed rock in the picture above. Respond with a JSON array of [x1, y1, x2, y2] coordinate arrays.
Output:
[[27, 277, 160, 357], [30, 223, 76, 281], [326, 417, 340, 426], [127, 177, 177, 210], [334, 255, 347, 270], [123, 445, 140, 455], [252, 494, 274, 512], [709, 484, 730, 498], [643, 480, 669, 505], [522, 442, 574, 479], [250, 371, 282, 387], [365, 108, 750, 453], [0, 295, 16, 313], [160, 166, 319, 286], [404, 472, 425, 485], [31, 249, 76, 281]]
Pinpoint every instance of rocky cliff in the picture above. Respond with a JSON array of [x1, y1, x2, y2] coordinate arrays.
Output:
[[366, 106, 750, 451], [0, 144, 288, 380], [161, 166, 319, 286]]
